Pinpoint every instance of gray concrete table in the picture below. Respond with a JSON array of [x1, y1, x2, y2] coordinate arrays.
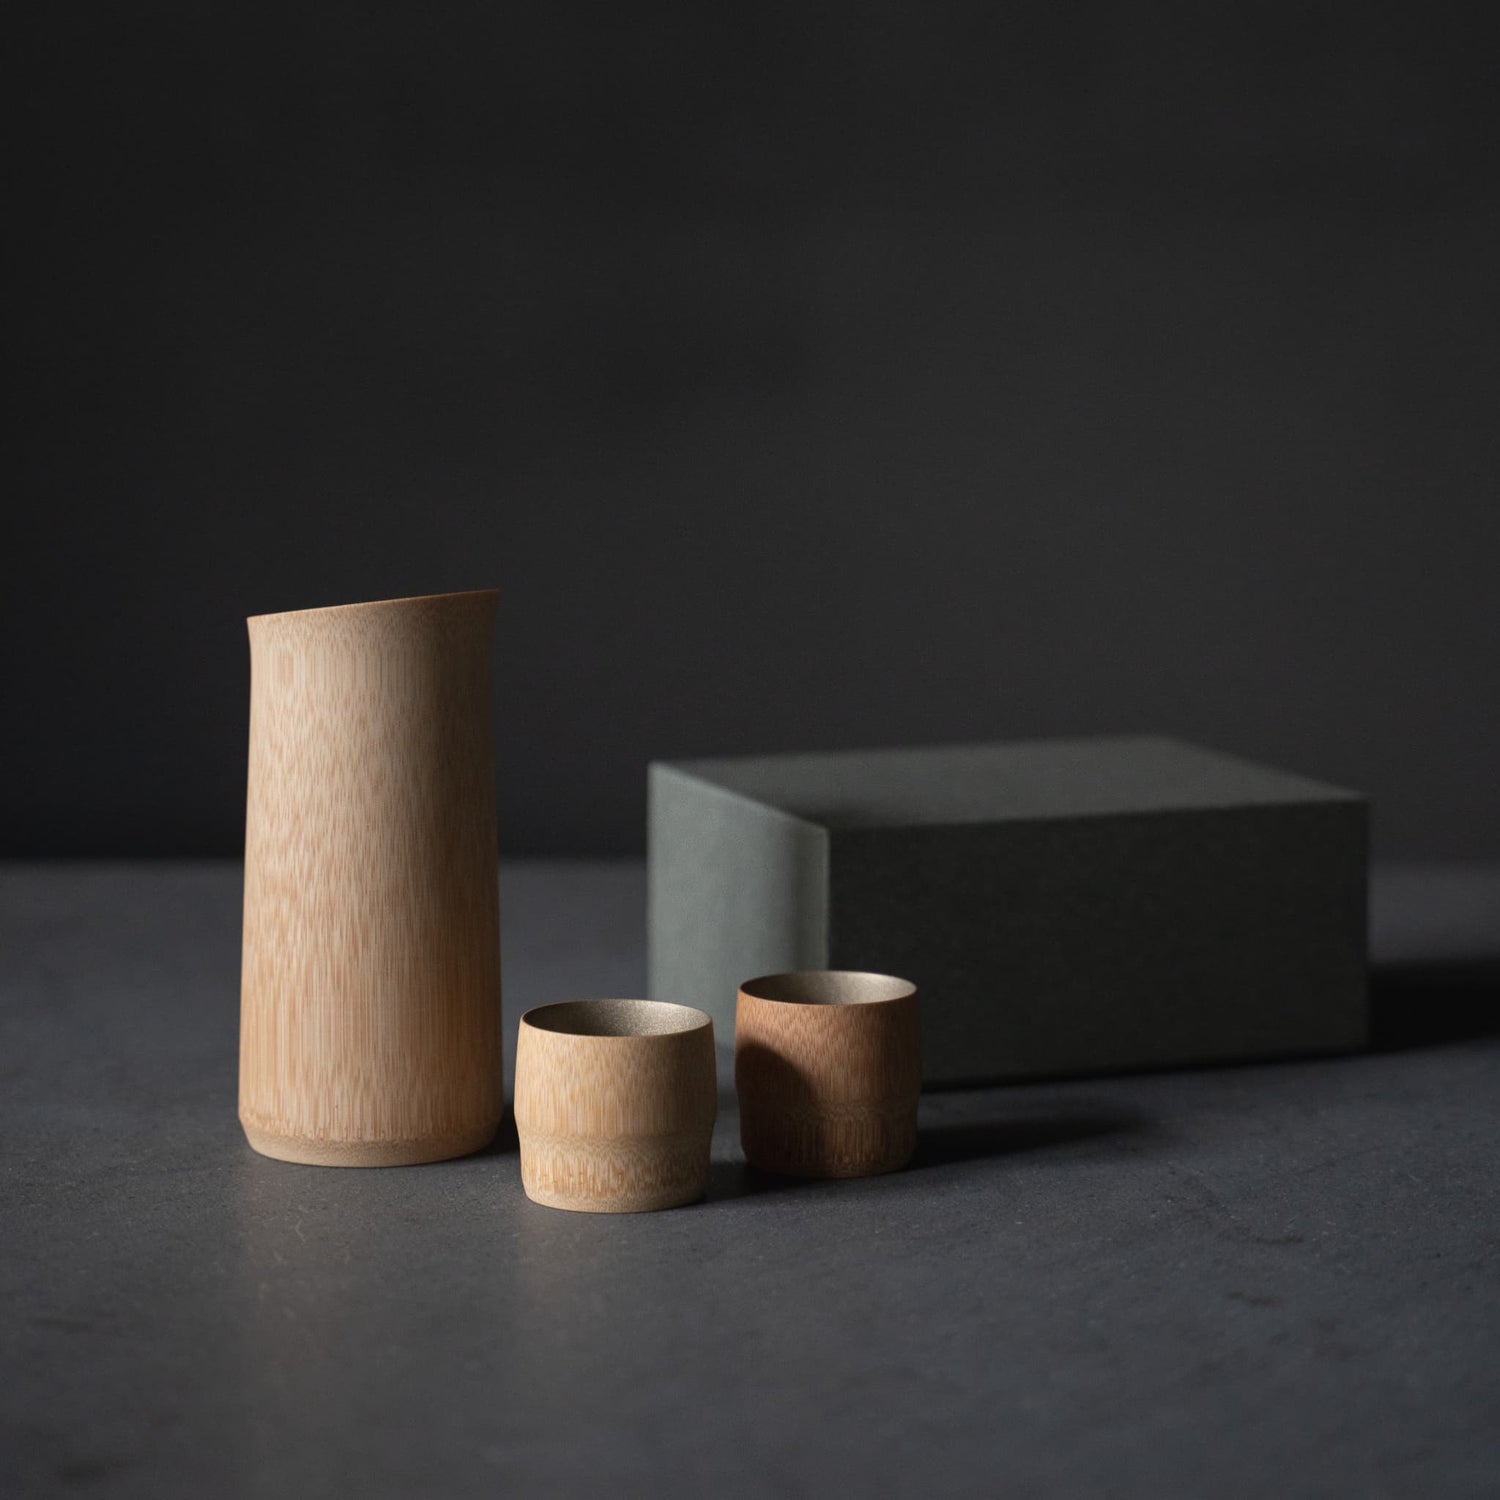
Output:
[[2, 861, 1497, 1499]]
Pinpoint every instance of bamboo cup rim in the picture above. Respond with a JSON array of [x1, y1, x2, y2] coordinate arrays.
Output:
[[520, 999, 712, 1039], [739, 971, 916, 1008], [247, 590, 498, 625]]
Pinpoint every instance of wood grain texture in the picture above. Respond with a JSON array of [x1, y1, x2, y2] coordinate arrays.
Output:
[[514, 1000, 716, 1212], [239, 591, 503, 1167], [735, 971, 921, 1178]]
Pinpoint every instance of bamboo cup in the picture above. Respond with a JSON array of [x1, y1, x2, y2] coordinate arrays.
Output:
[[735, 971, 921, 1178], [514, 1000, 717, 1212], [239, 591, 503, 1167]]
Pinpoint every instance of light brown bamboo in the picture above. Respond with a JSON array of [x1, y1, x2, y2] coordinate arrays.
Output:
[[735, 971, 921, 1178], [239, 590, 503, 1166], [514, 1000, 717, 1212]]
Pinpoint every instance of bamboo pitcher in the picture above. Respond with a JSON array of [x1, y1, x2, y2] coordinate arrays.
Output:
[[239, 591, 503, 1166]]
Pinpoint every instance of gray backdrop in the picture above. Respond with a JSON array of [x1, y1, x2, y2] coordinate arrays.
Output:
[[11, 5, 1499, 856]]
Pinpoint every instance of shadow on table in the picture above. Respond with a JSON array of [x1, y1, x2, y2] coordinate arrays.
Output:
[[706, 1100, 1152, 1202], [1369, 956, 1500, 1051], [473, 1108, 519, 1156], [911, 1102, 1152, 1168]]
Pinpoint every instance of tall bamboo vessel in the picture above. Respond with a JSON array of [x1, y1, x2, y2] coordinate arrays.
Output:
[[239, 591, 503, 1166]]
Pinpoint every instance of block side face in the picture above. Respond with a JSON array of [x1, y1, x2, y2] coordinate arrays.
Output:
[[649, 766, 828, 1047], [828, 801, 1367, 1085]]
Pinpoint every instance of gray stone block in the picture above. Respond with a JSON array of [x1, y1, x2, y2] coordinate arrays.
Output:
[[648, 736, 1367, 1085]]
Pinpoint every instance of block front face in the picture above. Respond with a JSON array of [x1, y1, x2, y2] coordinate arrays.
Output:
[[828, 803, 1368, 1084], [648, 766, 829, 1046]]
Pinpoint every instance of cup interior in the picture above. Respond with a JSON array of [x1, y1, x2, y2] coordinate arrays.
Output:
[[522, 999, 711, 1037], [740, 971, 915, 1007]]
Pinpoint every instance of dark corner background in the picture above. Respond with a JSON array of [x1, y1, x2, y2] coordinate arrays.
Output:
[[10, 5, 1499, 859]]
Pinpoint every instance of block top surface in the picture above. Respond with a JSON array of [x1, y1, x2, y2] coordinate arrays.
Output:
[[655, 736, 1362, 830]]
